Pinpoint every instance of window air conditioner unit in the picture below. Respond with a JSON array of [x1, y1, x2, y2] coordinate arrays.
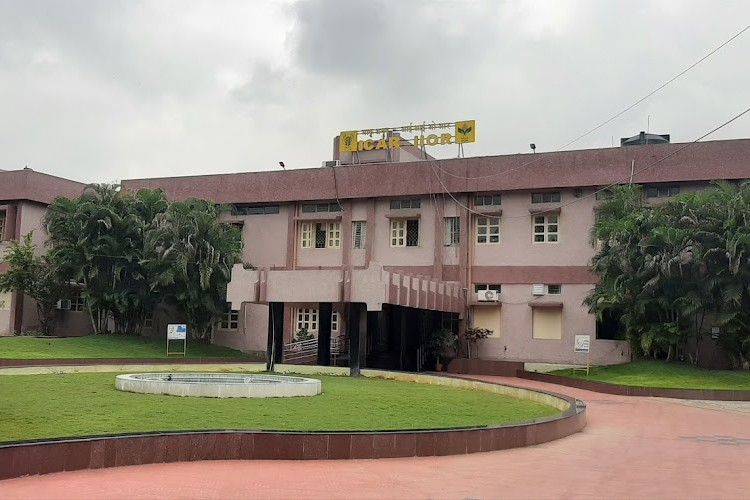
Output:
[[56, 299, 71, 310], [531, 284, 546, 296], [477, 290, 499, 302], [321, 160, 341, 168]]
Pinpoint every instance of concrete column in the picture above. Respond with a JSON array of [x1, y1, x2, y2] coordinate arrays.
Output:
[[348, 303, 366, 376], [266, 302, 284, 371], [317, 302, 332, 366]]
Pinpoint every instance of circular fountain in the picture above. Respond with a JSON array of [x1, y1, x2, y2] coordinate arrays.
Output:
[[115, 373, 322, 398]]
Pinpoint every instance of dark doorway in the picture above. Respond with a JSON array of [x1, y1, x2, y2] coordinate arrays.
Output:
[[596, 310, 625, 340]]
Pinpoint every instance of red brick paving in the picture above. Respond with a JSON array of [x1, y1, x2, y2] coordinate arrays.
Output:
[[1, 376, 750, 499]]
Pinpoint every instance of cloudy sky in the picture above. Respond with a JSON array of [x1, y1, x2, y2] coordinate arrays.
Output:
[[1, 0, 748, 182]]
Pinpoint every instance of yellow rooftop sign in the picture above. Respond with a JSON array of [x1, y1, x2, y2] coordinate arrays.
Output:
[[339, 120, 475, 152]]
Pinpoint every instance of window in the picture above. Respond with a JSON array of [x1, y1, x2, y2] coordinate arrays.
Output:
[[221, 306, 239, 330], [645, 186, 680, 198], [0, 210, 6, 239], [233, 204, 280, 215], [296, 308, 319, 333], [144, 311, 154, 328], [531, 192, 561, 204], [532, 308, 562, 339], [533, 215, 559, 243], [444, 217, 460, 246], [301, 222, 341, 249], [390, 219, 419, 247], [476, 216, 500, 244], [389, 199, 421, 210], [440, 312, 460, 334], [545, 284, 562, 295], [70, 290, 85, 312], [331, 311, 339, 333], [474, 284, 502, 293], [301, 202, 342, 213], [352, 221, 367, 249], [475, 194, 501, 206]]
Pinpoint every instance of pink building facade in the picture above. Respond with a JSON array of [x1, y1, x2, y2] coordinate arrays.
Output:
[[120, 137, 750, 369]]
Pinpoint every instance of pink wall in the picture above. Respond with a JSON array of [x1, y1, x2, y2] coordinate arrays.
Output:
[[473, 284, 630, 364], [472, 191, 595, 267]]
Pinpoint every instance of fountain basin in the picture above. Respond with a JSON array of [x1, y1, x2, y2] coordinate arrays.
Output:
[[115, 373, 322, 398]]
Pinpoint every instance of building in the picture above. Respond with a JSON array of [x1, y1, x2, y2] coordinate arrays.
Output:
[[0, 168, 88, 336], [120, 136, 750, 369], [3, 136, 750, 369]]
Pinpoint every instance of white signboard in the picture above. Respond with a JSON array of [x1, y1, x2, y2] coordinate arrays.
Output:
[[574, 335, 590, 353], [167, 324, 187, 340]]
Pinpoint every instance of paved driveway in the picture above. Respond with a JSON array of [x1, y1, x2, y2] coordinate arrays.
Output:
[[1, 376, 749, 499]]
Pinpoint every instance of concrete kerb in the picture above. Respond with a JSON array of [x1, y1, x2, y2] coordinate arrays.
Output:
[[0, 363, 587, 478]]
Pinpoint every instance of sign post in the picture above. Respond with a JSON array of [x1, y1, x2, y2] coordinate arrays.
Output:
[[166, 324, 187, 357], [573, 334, 591, 375]]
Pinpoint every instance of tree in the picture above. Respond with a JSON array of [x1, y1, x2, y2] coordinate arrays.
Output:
[[44, 185, 172, 335], [148, 199, 242, 341], [0, 233, 68, 336], [586, 182, 750, 367]]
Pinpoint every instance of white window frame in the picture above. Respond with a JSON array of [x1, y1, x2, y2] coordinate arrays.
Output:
[[296, 308, 319, 333], [531, 192, 561, 204], [331, 311, 339, 333], [474, 284, 502, 293], [476, 216, 500, 244], [300, 222, 341, 249], [533, 214, 559, 243], [352, 221, 366, 249], [390, 219, 419, 247], [326, 222, 341, 248], [545, 284, 562, 295], [443, 217, 460, 246]]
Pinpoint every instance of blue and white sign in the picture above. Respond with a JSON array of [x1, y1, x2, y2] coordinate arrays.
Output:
[[167, 324, 187, 340]]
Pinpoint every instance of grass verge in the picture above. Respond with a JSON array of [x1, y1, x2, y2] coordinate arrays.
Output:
[[551, 359, 750, 389], [0, 373, 558, 441], [0, 335, 259, 359]]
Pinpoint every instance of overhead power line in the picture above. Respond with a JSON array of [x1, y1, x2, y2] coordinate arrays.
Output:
[[430, 105, 750, 219], [434, 22, 750, 181]]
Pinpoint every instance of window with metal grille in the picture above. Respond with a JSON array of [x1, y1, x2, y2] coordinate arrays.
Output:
[[476, 216, 500, 244], [390, 219, 419, 247], [645, 186, 680, 198], [533, 215, 559, 243], [233, 204, 280, 215], [475, 194, 501, 206], [70, 290, 85, 312], [301, 222, 340, 249], [301, 202, 342, 213], [595, 189, 614, 200], [474, 284, 502, 293], [389, 199, 421, 210], [546, 284, 562, 295], [531, 192, 561, 204], [352, 221, 366, 249], [296, 308, 318, 333], [444, 217, 460, 246], [221, 306, 239, 330]]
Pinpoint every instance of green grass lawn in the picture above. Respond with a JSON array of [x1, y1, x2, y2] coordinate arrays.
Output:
[[551, 359, 750, 390], [0, 335, 260, 359], [0, 373, 558, 442]]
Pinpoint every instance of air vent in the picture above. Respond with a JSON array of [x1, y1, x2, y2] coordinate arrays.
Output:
[[531, 284, 545, 296]]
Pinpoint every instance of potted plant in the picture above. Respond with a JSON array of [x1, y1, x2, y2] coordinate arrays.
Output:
[[464, 327, 493, 359], [428, 328, 456, 371]]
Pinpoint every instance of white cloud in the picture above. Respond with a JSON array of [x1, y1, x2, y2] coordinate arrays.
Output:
[[0, 0, 748, 182]]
